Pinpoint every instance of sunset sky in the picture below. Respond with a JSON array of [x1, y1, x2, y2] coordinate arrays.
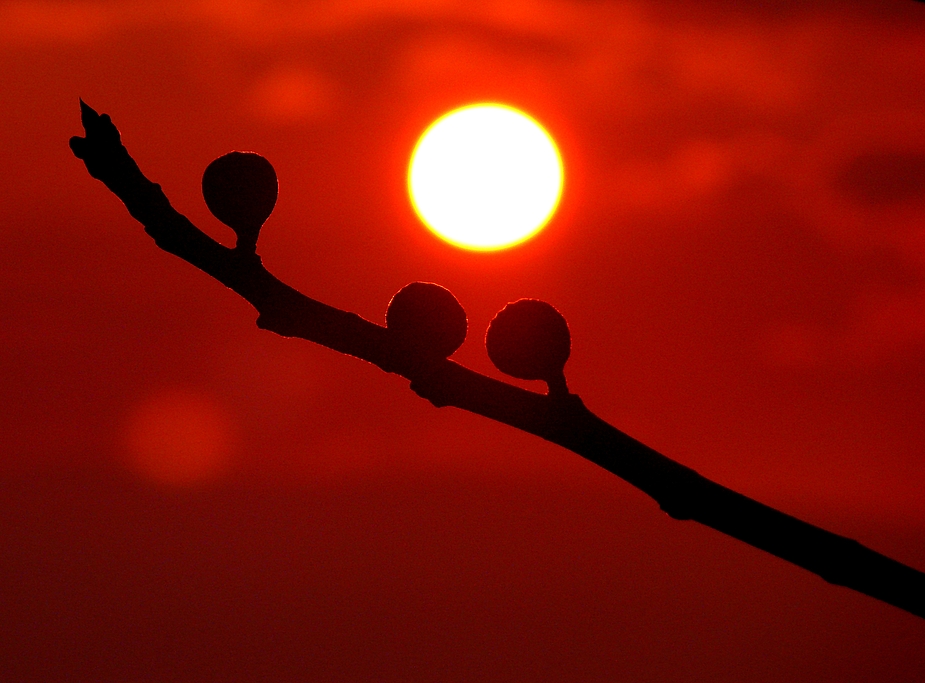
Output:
[[2, 0, 925, 680]]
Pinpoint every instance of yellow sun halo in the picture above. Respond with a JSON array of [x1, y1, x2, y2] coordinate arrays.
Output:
[[408, 104, 563, 251]]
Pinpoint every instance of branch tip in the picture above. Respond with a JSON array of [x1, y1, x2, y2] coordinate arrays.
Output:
[[79, 98, 98, 128]]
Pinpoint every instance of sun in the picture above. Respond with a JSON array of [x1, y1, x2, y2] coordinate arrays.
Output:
[[408, 104, 563, 251]]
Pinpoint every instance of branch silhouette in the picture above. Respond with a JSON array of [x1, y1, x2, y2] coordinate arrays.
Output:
[[70, 101, 925, 620]]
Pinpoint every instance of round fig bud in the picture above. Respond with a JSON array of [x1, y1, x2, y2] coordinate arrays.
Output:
[[202, 151, 278, 252], [486, 299, 570, 392], [386, 282, 468, 359]]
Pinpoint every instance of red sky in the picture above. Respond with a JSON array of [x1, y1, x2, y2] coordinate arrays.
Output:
[[2, 0, 925, 680]]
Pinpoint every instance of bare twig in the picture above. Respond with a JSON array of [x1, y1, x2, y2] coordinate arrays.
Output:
[[70, 101, 925, 620]]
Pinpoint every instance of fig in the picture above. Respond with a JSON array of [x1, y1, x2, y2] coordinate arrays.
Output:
[[386, 282, 467, 359], [486, 298, 570, 394], [202, 151, 278, 252]]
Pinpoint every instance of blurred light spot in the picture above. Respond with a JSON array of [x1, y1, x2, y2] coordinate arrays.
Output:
[[675, 141, 730, 192], [250, 68, 337, 123], [124, 388, 236, 485], [673, 28, 805, 110], [599, 140, 734, 215]]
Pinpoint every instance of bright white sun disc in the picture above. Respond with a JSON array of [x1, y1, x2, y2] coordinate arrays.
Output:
[[408, 104, 563, 250]]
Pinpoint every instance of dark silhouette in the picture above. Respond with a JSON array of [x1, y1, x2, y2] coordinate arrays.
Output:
[[487, 299, 571, 398], [202, 151, 278, 253], [70, 100, 925, 620], [387, 282, 468, 361]]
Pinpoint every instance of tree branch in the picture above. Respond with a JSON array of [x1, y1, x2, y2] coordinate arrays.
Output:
[[70, 101, 925, 620]]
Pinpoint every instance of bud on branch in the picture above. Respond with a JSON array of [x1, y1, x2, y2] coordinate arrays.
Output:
[[70, 101, 925, 620]]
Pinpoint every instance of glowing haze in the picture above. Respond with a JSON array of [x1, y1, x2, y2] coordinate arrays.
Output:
[[408, 104, 563, 250], [3, 1, 925, 680]]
